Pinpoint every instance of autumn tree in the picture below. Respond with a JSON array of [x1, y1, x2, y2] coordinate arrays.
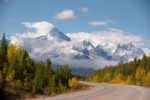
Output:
[[135, 67, 146, 86], [111, 73, 123, 83], [69, 77, 78, 89], [144, 71, 150, 87], [93, 75, 99, 82]]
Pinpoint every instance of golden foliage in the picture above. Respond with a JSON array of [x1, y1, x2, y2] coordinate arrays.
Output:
[[135, 67, 146, 86], [144, 71, 150, 87], [126, 75, 132, 84], [69, 77, 78, 88], [111, 73, 123, 83], [93, 75, 99, 82], [6, 70, 15, 82]]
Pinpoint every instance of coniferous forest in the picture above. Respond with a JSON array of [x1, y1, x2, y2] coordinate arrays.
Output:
[[88, 55, 150, 87], [0, 34, 86, 99]]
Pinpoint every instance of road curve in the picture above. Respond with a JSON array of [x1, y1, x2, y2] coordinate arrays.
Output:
[[34, 81, 150, 100]]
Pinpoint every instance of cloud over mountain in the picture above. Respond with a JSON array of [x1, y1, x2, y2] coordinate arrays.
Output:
[[10, 21, 149, 69], [22, 21, 54, 35], [66, 28, 144, 48]]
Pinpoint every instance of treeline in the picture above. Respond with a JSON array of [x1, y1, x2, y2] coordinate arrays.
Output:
[[0, 34, 79, 99], [88, 55, 150, 87]]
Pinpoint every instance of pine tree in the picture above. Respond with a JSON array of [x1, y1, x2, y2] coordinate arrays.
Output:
[[146, 56, 150, 72], [44, 59, 52, 87], [47, 75, 56, 96], [0, 33, 8, 71], [57, 79, 66, 93], [32, 62, 45, 93]]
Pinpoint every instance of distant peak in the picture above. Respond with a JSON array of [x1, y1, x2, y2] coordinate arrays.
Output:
[[35, 27, 71, 41]]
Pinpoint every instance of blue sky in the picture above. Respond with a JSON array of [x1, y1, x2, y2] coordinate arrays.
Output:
[[0, 0, 150, 45]]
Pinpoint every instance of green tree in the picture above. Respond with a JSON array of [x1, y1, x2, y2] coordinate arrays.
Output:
[[57, 79, 66, 93], [44, 59, 53, 87], [0, 33, 8, 71], [32, 61, 45, 93], [47, 75, 56, 96]]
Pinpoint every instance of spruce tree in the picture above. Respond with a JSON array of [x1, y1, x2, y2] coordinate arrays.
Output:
[[47, 75, 56, 96], [0, 33, 8, 71]]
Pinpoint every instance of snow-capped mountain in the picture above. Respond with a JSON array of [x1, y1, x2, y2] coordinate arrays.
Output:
[[72, 40, 112, 60], [35, 27, 70, 41], [112, 43, 144, 61], [50, 28, 71, 41], [10, 26, 146, 69]]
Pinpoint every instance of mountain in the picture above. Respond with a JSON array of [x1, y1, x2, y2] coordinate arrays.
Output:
[[35, 27, 71, 41], [50, 28, 71, 41], [72, 40, 112, 60], [112, 43, 144, 61], [10, 27, 146, 69]]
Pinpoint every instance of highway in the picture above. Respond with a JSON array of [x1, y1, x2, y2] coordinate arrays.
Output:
[[34, 81, 150, 100]]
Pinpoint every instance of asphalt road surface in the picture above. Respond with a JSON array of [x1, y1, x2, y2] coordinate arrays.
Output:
[[34, 81, 150, 100]]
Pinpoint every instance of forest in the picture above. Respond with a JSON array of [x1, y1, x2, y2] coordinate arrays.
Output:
[[0, 34, 85, 99], [88, 53, 150, 87]]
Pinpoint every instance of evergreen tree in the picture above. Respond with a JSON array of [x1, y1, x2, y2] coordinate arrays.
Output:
[[0, 33, 8, 71], [47, 75, 56, 96], [44, 59, 53, 87], [57, 79, 66, 93]]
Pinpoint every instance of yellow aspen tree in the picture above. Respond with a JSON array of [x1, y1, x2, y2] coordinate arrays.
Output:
[[69, 77, 78, 89], [111, 73, 123, 83], [126, 75, 132, 84], [135, 67, 146, 86]]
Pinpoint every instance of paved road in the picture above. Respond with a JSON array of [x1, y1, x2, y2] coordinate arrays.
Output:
[[34, 81, 150, 100]]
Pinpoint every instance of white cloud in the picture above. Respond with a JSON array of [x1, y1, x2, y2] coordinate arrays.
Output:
[[66, 28, 144, 47], [79, 7, 88, 13], [89, 20, 116, 26], [54, 10, 77, 20], [22, 21, 54, 35]]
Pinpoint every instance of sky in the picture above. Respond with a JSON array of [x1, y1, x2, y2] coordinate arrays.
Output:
[[0, 0, 150, 49]]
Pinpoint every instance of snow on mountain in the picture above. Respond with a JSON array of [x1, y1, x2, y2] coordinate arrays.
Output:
[[10, 22, 149, 69], [142, 48, 150, 56], [112, 43, 145, 61], [50, 28, 71, 41]]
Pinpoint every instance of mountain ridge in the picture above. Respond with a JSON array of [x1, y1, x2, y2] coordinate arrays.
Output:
[[10, 27, 147, 69]]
